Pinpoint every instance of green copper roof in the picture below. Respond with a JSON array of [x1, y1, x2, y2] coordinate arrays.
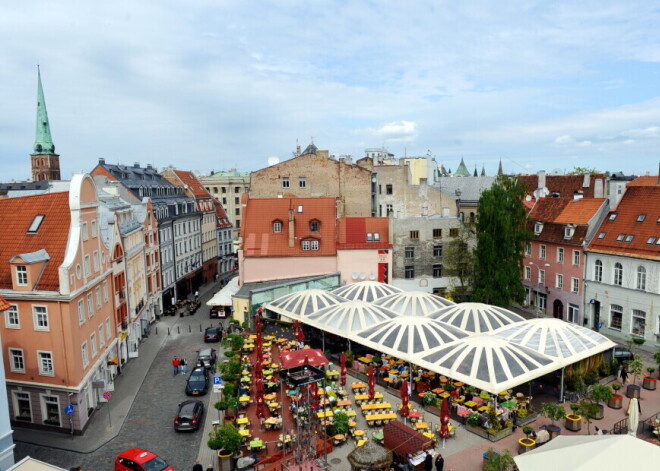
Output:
[[210, 170, 250, 177], [32, 67, 55, 155], [454, 157, 470, 177]]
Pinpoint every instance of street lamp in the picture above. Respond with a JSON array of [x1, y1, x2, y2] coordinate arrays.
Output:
[[528, 262, 550, 318]]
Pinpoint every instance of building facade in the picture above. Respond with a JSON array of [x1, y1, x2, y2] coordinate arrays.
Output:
[[0, 295, 16, 469], [200, 169, 250, 239]]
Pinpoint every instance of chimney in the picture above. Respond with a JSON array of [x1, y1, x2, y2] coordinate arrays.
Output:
[[538, 170, 546, 191], [133, 162, 140, 168], [594, 179, 604, 198], [288, 209, 295, 248], [98, 158, 105, 165], [573, 190, 584, 201], [582, 173, 590, 188], [147, 164, 153, 170]]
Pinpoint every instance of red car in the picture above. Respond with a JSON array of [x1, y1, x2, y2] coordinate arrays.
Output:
[[115, 448, 174, 471]]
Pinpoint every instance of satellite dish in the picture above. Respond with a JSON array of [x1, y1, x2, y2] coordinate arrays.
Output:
[[369, 273, 376, 281], [267, 156, 280, 166], [352, 272, 358, 280]]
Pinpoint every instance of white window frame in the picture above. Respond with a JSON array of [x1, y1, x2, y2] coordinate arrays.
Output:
[[93, 250, 100, 272], [568, 304, 579, 324], [556, 274, 563, 289], [273, 222, 282, 233], [631, 309, 646, 337], [281, 177, 290, 188], [610, 304, 623, 331], [525, 242, 531, 256], [299, 177, 306, 188], [33, 305, 49, 331], [84, 255, 91, 277], [78, 300, 85, 325], [524, 266, 531, 280], [95, 286, 102, 308], [103, 281, 109, 302], [87, 293, 94, 317], [98, 324, 105, 346], [90, 332, 97, 357], [82, 222, 88, 241], [539, 269, 546, 285], [5, 304, 20, 329], [91, 220, 97, 237], [637, 266, 647, 291], [571, 277, 579, 294], [105, 318, 112, 342], [81, 342, 89, 368], [594, 260, 603, 282], [557, 247, 564, 263], [302, 240, 311, 251], [37, 351, 54, 376], [614, 263, 623, 286], [9, 348, 25, 373], [311, 240, 319, 250], [16, 266, 28, 286], [12, 391, 32, 422], [572, 250, 580, 266], [40, 394, 61, 426], [539, 245, 546, 260]]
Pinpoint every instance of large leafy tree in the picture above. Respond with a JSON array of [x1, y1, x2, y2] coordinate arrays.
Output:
[[472, 175, 531, 306], [443, 225, 474, 293]]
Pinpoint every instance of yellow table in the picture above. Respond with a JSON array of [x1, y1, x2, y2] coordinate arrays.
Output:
[[264, 335, 276, 340], [388, 370, 399, 375], [268, 402, 280, 409], [239, 395, 250, 402], [353, 430, 365, 437], [239, 429, 251, 437], [354, 393, 384, 401], [351, 383, 367, 390], [358, 357, 372, 363], [439, 392, 450, 398], [414, 422, 429, 430], [464, 401, 477, 408], [236, 417, 249, 425], [264, 393, 277, 401], [243, 343, 255, 349], [423, 432, 435, 439], [478, 406, 489, 412], [361, 403, 392, 411], [365, 413, 397, 422], [357, 439, 367, 447], [249, 335, 257, 339], [326, 371, 339, 377], [345, 410, 357, 417], [317, 411, 334, 419]]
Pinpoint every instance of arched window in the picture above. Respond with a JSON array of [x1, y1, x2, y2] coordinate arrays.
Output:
[[469, 212, 475, 223], [309, 219, 320, 232], [594, 260, 603, 282], [636, 266, 646, 290], [613, 262, 623, 286], [272, 220, 283, 233]]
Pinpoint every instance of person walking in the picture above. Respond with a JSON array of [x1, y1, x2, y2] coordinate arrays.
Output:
[[192, 461, 203, 471], [205, 466, 214, 471], [173, 357, 180, 376], [180, 357, 187, 375], [621, 365, 629, 384], [435, 453, 444, 471], [424, 452, 433, 471]]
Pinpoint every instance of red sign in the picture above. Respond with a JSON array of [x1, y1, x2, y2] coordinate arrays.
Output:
[[102, 391, 112, 400]]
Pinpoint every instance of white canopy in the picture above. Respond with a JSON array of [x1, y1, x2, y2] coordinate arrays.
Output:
[[514, 434, 660, 470], [332, 281, 403, 302], [356, 316, 469, 360], [491, 318, 616, 367], [429, 302, 524, 333], [206, 277, 239, 307], [417, 335, 557, 394], [263, 288, 347, 319], [305, 300, 398, 338], [373, 291, 454, 316]]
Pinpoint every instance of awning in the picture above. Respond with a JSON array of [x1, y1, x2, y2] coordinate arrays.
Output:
[[206, 277, 239, 307], [383, 420, 432, 456], [280, 349, 329, 369]]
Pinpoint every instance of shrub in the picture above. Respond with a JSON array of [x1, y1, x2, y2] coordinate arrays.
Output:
[[539, 402, 565, 425], [208, 423, 242, 453], [516, 408, 528, 419], [599, 361, 611, 377], [522, 426, 533, 437], [584, 368, 598, 386], [589, 384, 613, 405], [332, 411, 349, 436], [467, 412, 480, 427], [422, 392, 436, 407]]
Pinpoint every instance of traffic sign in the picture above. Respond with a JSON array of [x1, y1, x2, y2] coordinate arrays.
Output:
[[65, 404, 74, 415], [102, 391, 112, 400], [213, 376, 223, 385]]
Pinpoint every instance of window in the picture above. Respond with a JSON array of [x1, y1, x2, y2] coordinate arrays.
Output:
[[273, 221, 282, 233], [632, 309, 646, 337], [386, 204, 393, 215], [234, 197, 239, 204], [98, 324, 105, 346], [524, 266, 531, 280], [13, 391, 32, 422], [433, 245, 443, 257], [16, 266, 28, 286], [433, 229, 442, 239], [556, 274, 563, 289], [235, 208, 240, 216], [539, 245, 546, 260], [564, 226, 574, 238], [405, 266, 415, 279], [82, 222, 88, 240], [41, 394, 61, 426], [609, 213, 617, 221], [610, 304, 623, 330], [405, 247, 415, 258], [367, 233, 373, 241], [637, 266, 647, 290], [90, 332, 97, 357], [78, 300, 85, 325], [637, 214, 646, 222], [81, 342, 89, 368], [310, 221, 320, 232], [386, 184, 393, 195], [311, 240, 319, 250], [557, 247, 564, 263], [433, 264, 442, 278], [87, 294, 94, 317], [449, 228, 459, 237], [5, 305, 19, 329], [282, 177, 290, 188], [568, 304, 579, 324], [616, 234, 625, 241], [525, 242, 531, 256], [96, 286, 102, 308], [625, 235, 634, 242], [571, 277, 579, 293], [410, 231, 419, 240], [9, 348, 25, 373], [103, 281, 109, 302], [213, 187, 218, 193], [598, 232, 606, 239], [613, 263, 623, 286], [299, 177, 307, 188], [572, 250, 580, 266], [539, 269, 546, 285], [648, 237, 657, 244], [91, 220, 97, 237], [234, 186, 240, 194], [37, 351, 54, 376], [221, 187, 226, 193], [534, 222, 543, 234], [33, 306, 49, 331], [27, 215, 45, 233], [105, 318, 112, 341], [222, 197, 227, 205], [373, 232, 380, 241], [594, 260, 603, 282], [84, 255, 91, 277]]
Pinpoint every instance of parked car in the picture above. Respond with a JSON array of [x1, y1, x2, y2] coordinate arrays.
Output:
[[197, 347, 217, 371], [204, 326, 221, 342], [115, 448, 174, 471], [611, 346, 634, 361], [174, 399, 205, 432], [186, 366, 210, 396]]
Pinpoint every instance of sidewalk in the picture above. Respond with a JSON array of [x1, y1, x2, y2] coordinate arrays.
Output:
[[12, 279, 221, 453]]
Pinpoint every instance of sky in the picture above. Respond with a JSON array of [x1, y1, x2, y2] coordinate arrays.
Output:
[[1, 1, 660, 181]]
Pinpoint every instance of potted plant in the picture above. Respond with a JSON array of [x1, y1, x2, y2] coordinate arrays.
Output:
[[539, 402, 565, 438], [642, 367, 657, 390], [422, 392, 436, 407], [208, 423, 242, 456], [482, 449, 500, 470], [565, 403, 582, 432], [332, 411, 349, 437], [345, 350, 354, 369], [588, 384, 613, 420], [522, 426, 534, 438], [609, 384, 624, 409], [626, 355, 644, 398], [654, 350, 660, 378], [467, 411, 481, 427], [518, 436, 536, 454], [482, 448, 516, 471], [575, 400, 600, 435]]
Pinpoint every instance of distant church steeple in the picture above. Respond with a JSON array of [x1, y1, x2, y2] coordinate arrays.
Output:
[[497, 158, 503, 176], [31, 67, 60, 181], [454, 157, 470, 177]]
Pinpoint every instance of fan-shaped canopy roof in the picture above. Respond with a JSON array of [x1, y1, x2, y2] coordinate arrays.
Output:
[[491, 318, 616, 367], [332, 281, 403, 302], [429, 302, 524, 333], [373, 291, 454, 316], [305, 300, 398, 337], [356, 316, 469, 360], [263, 289, 347, 319], [417, 335, 556, 393]]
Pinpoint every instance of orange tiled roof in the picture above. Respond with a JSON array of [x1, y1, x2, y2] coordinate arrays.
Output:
[[627, 176, 658, 187], [0, 192, 70, 290], [171, 170, 212, 198], [555, 198, 606, 224], [242, 197, 337, 257], [528, 198, 570, 222], [0, 295, 10, 311], [588, 186, 660, 260], [215, 201, 232, 228], [337, 217, 392, 249]]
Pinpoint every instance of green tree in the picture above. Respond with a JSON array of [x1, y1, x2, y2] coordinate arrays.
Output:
[[443, 225, 475, 293], [567, 166, 600, 175], [472, 175, 532, 306]]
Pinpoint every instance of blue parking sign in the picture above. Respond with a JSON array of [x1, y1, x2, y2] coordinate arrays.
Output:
[[213, 376, 223, 385], [65, 404, 74, 415]]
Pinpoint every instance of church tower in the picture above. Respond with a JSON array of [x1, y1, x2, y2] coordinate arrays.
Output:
[[31, 67, 60, 181]]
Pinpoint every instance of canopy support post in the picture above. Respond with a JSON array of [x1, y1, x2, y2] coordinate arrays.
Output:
[[560, 367, 565, 403], [322, 331, 325, 353]]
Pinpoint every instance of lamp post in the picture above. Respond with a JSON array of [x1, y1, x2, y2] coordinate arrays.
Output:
[[528, 262, 550, 318]]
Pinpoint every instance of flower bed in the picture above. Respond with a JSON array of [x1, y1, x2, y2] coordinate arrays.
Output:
[[514, 411, 539, 427], [465, 424, 514, 442]]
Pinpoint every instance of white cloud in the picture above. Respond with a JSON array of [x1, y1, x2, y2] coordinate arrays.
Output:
[[365, 121, 418, 142]]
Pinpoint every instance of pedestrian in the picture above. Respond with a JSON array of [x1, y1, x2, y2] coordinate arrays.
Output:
[[435, 453, 444, 471], [621, 365, 628, 384], [172, 357, 180, 376], [424, 452, 433, 471], [205, 466, 214, 471], [195, 290, 199, 299], [192, 461, 203, 471], [180, 357, 187, 375]]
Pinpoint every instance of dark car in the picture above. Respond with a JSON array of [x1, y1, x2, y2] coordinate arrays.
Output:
[[186, 366, 210, 396], [204, 326, 221, 342], [611, 347, 634, 361], [197, 347, 217, 371], [174, 399, 205, 432]]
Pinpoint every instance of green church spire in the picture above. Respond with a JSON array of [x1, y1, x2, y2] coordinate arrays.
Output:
[[454, 157, 470, 177], [32, 66, 55, 155]]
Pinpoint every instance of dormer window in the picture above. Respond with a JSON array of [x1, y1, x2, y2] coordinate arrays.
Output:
[[310, 220, 320, 232], [16, 266, 27, 286], [609, 213, 617, 221], [374, 232, 380, 241], [637, 214, 646, 222], [647, 237, 656, 244], [534, 222, 543, 234], [598, 232, 606, 239], [301, 239, 319, 251], [564, 226, 575, 239], [367, 233, 373, 241], [27, 215, 45, 233], [625, 235, 634, 242], [616, 234, 625, 241], [272, 220, 282, 233]]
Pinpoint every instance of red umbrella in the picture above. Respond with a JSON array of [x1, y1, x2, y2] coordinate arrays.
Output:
[[309, 382, 319, 411], [294, 320, 304, 343], [340, 352, 347, 387], [254, 359, 263, 382], [400, 379, 410, 418], [440, 397, 451, 439], [368, 364, 376, 400], [256, 394, 266, 419], [255, 316, 262, 335]]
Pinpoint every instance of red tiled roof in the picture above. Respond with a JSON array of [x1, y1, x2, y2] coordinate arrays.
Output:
[[90, 164, 118, 181], [588, 186, 660, 260], [0, 192, 70, 290], [628, 176, 658, 187], [171, 170, 212, 198], [528, 221, 588, 246], [242, 197, 337, 257], [0, 295, 10, 311], [383, 420, 432, 456], [518, 174, 607, 199], [337, 217, 392, 249], [528, 198, 570, 223], [555, 199, 606, 224], [215, 201, 232, 228]]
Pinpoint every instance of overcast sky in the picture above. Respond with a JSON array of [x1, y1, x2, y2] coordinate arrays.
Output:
[[2, 1, 660, 181]]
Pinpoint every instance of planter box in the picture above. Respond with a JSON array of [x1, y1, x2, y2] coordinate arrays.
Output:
[[598, 375, 618, 385], [545, 424, 561, 439], [482, 451, 500, 470], [515, 411, 539, 427], [424, 405, 441, 418], [565, 414, 582, 432], [465, 424, 513, 442], [466, 423, 489, 440], [608, 394, 623, 409], [642, 377, 657, 391], [518, 438, 536, 454], [626, 384, 641, 399], [594, 404, 604, 420]]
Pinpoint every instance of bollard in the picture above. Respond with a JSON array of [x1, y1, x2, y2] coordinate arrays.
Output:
[[177, 326, 180, 334], [155, 327, 158, 335], [189, 325, 191, 333], [167, 328, 170, 336]]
